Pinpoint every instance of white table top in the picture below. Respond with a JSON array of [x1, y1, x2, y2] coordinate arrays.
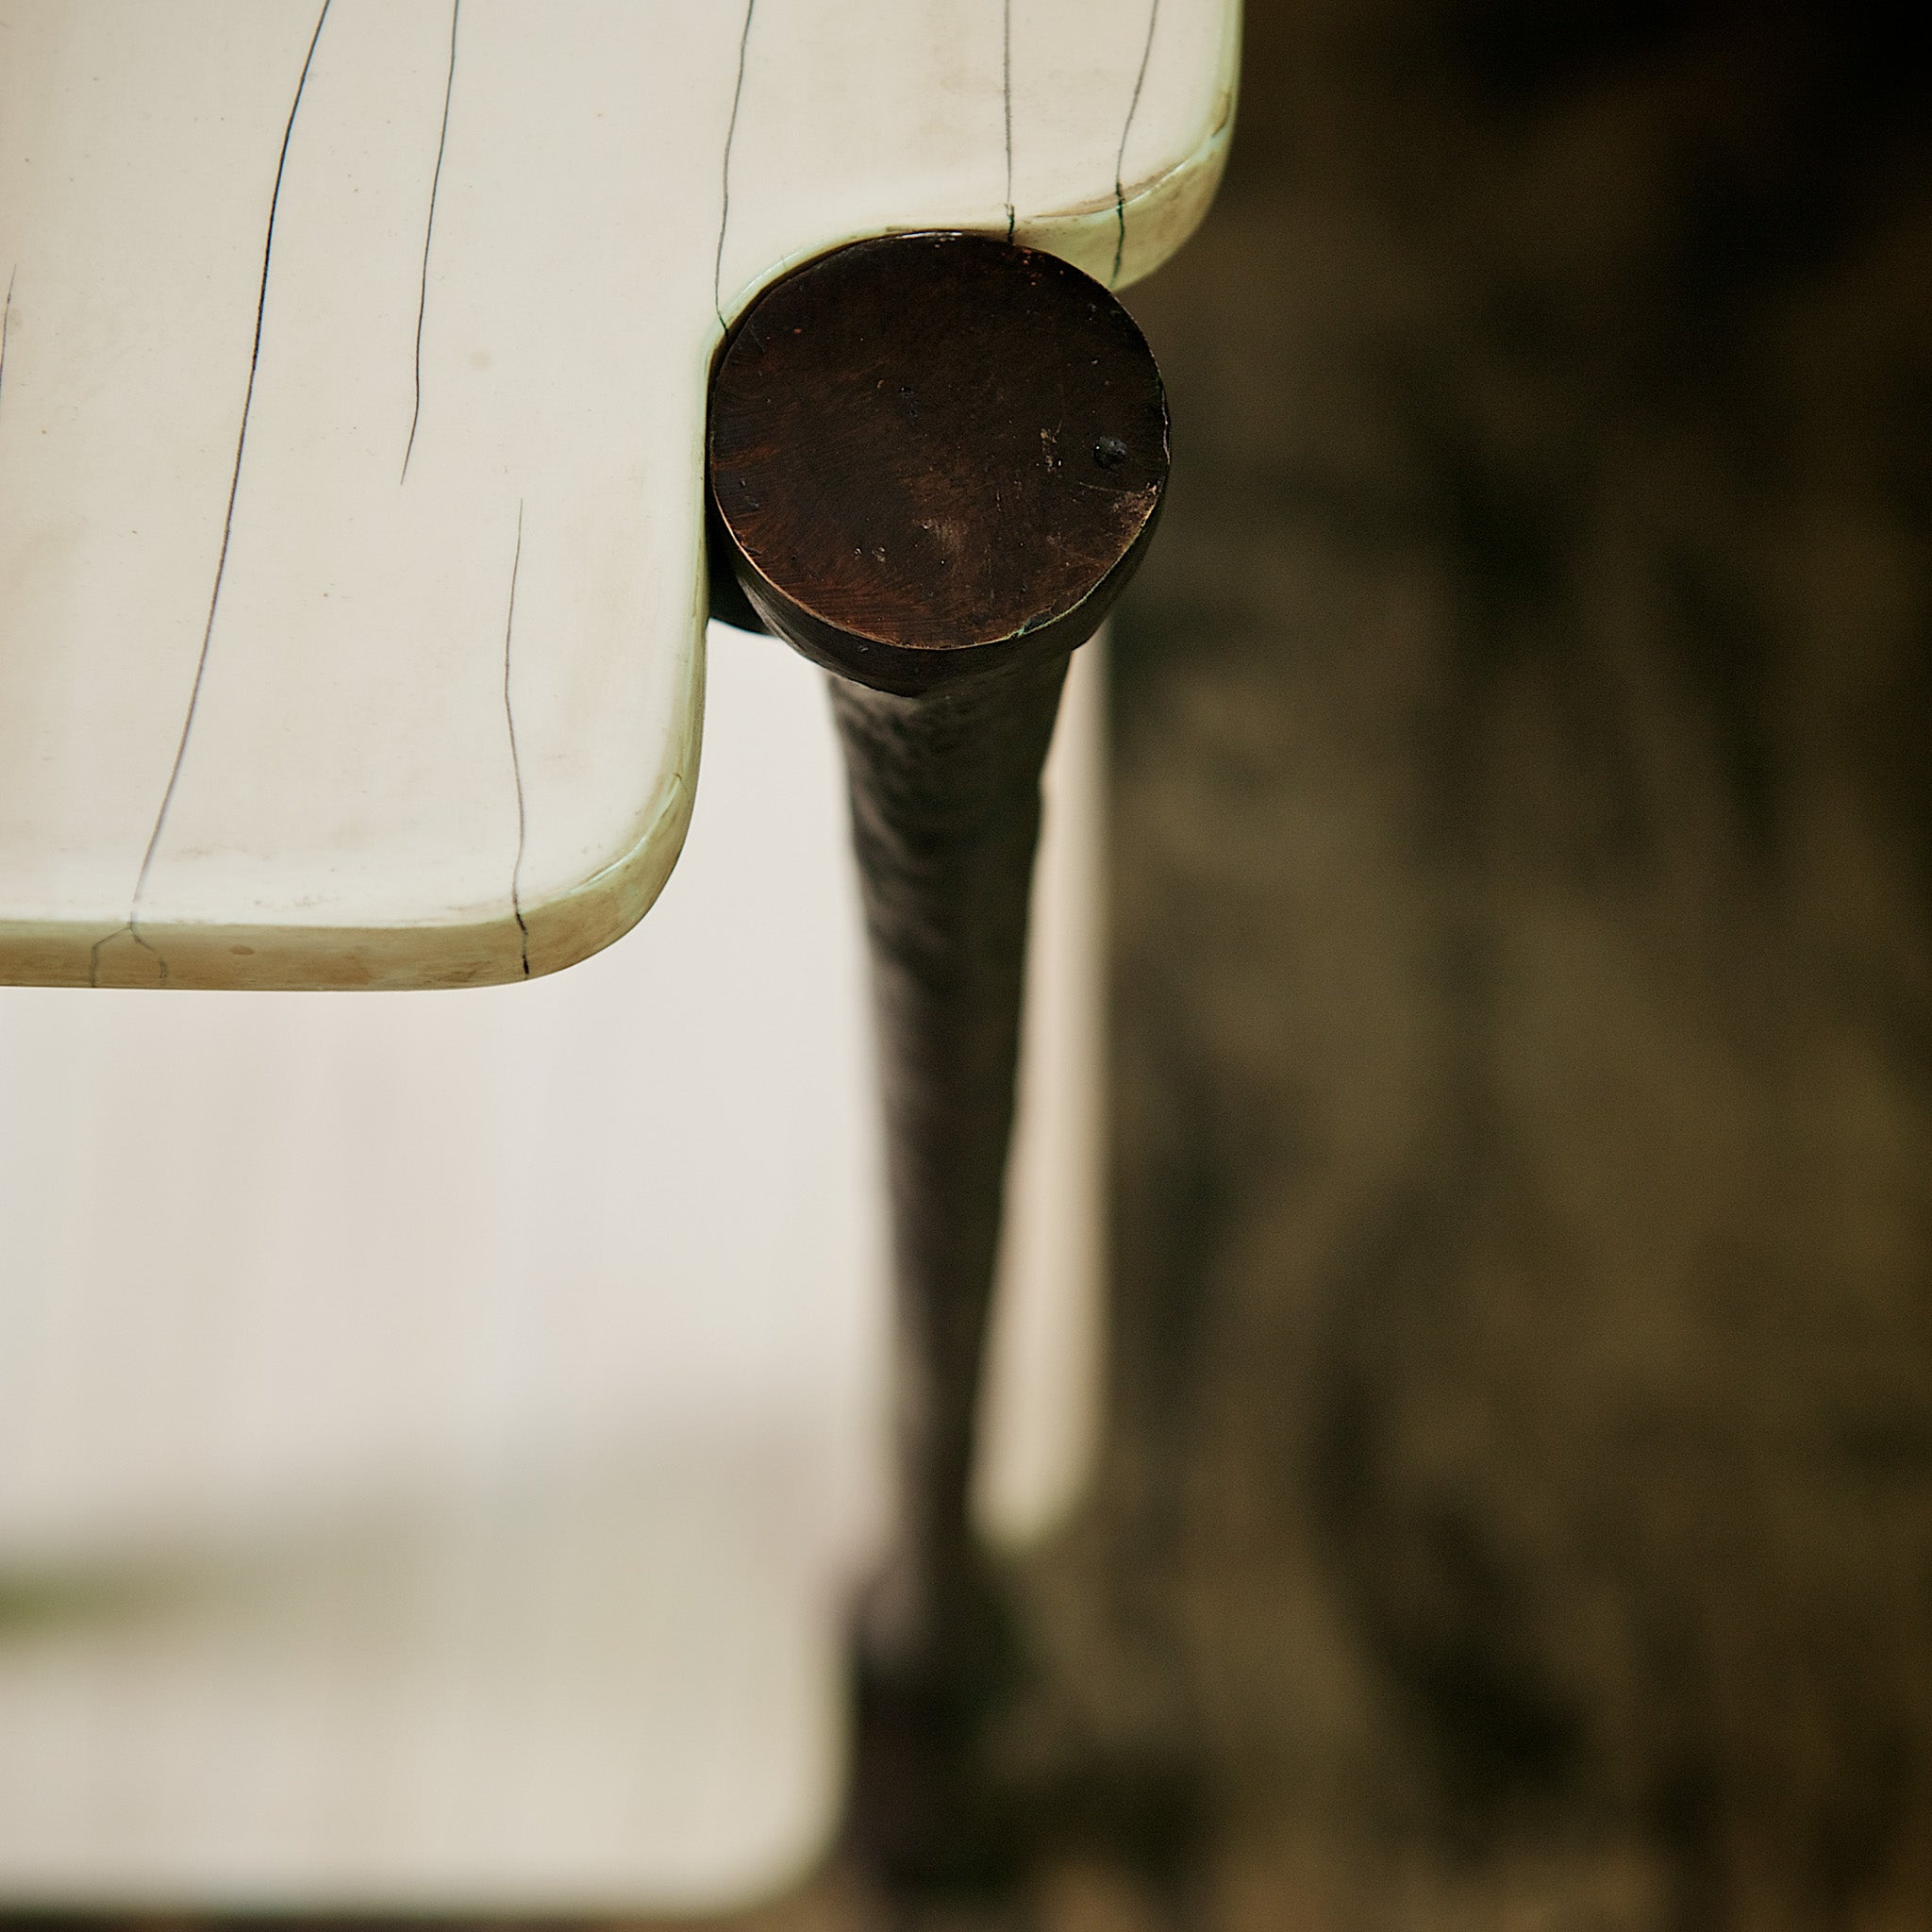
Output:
[[0, 0, 1235, 991]]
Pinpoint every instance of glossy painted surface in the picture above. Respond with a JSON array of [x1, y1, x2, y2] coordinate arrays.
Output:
[[0, 0, 1236, 989]]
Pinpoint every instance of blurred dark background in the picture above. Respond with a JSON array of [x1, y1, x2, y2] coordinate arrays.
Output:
[[845, 0, 1932, 1924], [1100, 0, 1930, 1920]]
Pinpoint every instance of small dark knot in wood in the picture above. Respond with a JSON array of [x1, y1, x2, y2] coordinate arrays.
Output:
[[708, 230, 1168, 696]]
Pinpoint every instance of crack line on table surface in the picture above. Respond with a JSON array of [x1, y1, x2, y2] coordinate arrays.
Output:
[[88, 924, 166, 991], [1002, 0, 1015, 242], [1111, 0, 1159, 286], [402, 0, 459, 485], [502, 502, 530, 979], [714, 0, 757, 328], [110, 0, 333, 978], [0, 267, 15, 416]]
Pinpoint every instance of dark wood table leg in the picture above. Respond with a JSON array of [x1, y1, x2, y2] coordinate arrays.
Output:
[[825, 651, 1069, 1670], [708, 231, 1168, 1890]]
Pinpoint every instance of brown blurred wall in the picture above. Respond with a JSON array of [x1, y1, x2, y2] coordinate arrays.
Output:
[[1081, 0, 1932, 1924]]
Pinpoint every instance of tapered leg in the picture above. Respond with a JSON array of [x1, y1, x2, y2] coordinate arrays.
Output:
[[708, 229, 1167, 1890], [829, 654, 1069, 1678]]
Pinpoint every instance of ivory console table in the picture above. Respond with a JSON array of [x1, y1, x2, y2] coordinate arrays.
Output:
[[0, 0, 1236, 1907], [0, 0, 1232, 990]]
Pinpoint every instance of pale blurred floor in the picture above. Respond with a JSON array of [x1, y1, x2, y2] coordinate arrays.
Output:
[[0, 628, 1108, 1912]]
